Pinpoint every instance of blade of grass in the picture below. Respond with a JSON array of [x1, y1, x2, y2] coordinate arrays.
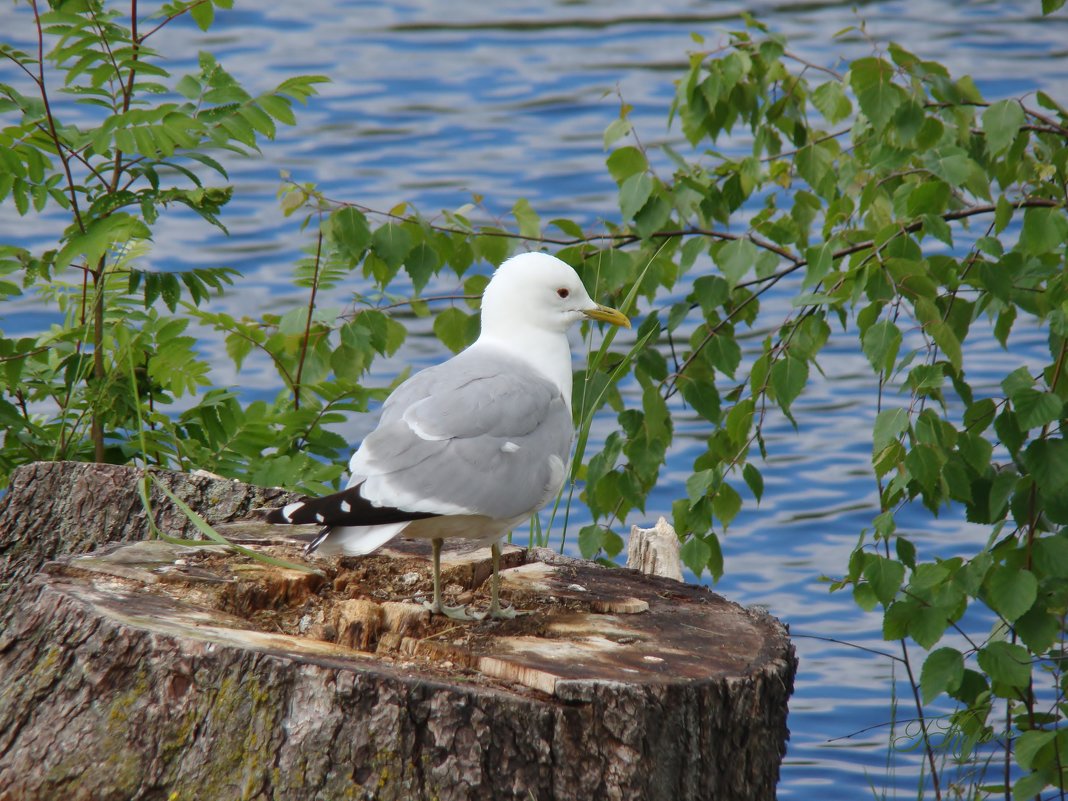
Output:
[[153, 479, 321, 574], [551, 243, 666, 551], [551, 323, 660, 550], [125, 330, 319, 575]]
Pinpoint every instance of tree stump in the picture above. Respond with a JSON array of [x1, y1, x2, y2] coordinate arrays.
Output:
[[0, 462, 796, 801]]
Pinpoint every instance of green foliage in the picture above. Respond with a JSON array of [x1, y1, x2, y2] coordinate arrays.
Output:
[[3, 3, 1068, 796], [0, 0, 337, 487]]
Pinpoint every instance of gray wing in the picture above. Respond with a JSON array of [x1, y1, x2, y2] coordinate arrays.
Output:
[[348, 346, 573, 521]]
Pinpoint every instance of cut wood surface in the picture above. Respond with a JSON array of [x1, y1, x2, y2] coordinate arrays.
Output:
[[0, 462, 796, 801]]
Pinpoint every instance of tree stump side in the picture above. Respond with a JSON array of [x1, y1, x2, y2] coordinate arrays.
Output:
[[0, 463, 797, 801], [0, 461, 297, 618]]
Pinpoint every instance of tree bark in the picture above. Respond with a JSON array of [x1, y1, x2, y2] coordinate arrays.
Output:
[[0, 461, 297, 619], [0, 462, 796, 801]]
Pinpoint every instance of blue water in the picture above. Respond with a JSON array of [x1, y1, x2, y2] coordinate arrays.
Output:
[[2, 1, 1067, 796]]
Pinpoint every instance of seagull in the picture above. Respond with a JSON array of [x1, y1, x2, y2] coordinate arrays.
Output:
[[266, 252, 630, 619]]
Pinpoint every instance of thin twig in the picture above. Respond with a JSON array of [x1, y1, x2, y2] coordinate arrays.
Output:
[[293, 228, 325, 410], [29, 0, 85, 233], [139, 0, 213, 42]]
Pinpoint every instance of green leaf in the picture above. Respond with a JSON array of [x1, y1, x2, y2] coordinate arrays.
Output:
[[963, 398, 997, 433], [770, 354, 808, 416], [1042, 0, 1066, 14], [679, 534, 712, 577], [922, 149, 978, 187], [864, 554, 904, 605], [984, 565, 1037, 623], [976, 640, 1031, 689], [55, 214, 150, 271], [512, 198, 540, 239], [1013, 389, 1063, 430], [679, 374, 720, 422], [796, 143, 835, 198], [329, 207, 371, 259], [811, 80, 852, 124], [475, 230, 510, 266], [619, 172, 653, 221], [686, 468, 715, 507], [908, 604, 949, 649], [160, 272, 181, 312], [606, 146, 647, 183], [920, 647, 964, 703], [692, 275, 729, 315], [372, 223, 412, 270], [432, 306, 477, 354], [1034, 536, 1068, 579], [926, 318, 962, 372], [633, 194, 671, 239], [873, 408, 909, 452], [1001, 364, 1035, 398], [1022, 438, 1068, 492], [189, 2, 215, 31], [905, 443, 944, 495], [714, 238, 757, 289], [981, 99, 1024, 156], [861, 319, 902, 375], [1015, 730, 1057, 771], [725, 398, 755, 446], [853, 582, 879, 612], [549, 218, 584, 238], [1015, 606, 1059, 653], [712, 483, 742, 528], [742, 463, 763, 502], [641, 383, 671, 441], [405, 242, 440, 293], [994, 194, 1014, 233], [850, 57, 903, 129], [882, 598, 914, 640], [896, 537, 916, 569], [603, 116, 632, 148], [704, 334, 741, 378], [577, 524, 603, 559], [258, 94, 295, 125], [905, 181, 951, 217], [1019, 207, 1068, 255]]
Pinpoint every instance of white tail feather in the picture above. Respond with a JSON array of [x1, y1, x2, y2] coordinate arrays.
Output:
[[311, 521, 409, 557]]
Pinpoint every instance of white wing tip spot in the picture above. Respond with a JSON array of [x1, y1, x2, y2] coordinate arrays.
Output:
[[501, 441, 521, 453], [340, 500, 352, 513], [315, 513, 325, 523], [282, 502, 305, 522]]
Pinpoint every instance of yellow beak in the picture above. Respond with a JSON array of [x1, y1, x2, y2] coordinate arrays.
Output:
[[583, 304, 631, 328]]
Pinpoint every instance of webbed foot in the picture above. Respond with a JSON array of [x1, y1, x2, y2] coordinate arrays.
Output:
[[423, 599, 479, 621]]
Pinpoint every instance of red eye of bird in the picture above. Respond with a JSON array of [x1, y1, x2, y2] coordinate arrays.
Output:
[[557, 288, 570, 299]]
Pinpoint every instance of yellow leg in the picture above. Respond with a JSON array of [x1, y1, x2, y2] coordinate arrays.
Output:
[[488, 541, 517, 619], [424, 538, 475, 620]]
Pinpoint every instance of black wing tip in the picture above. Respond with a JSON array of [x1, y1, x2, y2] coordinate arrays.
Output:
[[266, 484, 440, 529], [304, 526, 332, 555], [264, 507, 291, 524], [264, 498, 309, 524]]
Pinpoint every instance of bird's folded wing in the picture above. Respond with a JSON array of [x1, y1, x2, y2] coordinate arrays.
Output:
[[350, 350, 574, 521]]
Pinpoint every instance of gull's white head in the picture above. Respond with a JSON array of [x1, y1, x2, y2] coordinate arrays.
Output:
[[480, 252, 630, 336]]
